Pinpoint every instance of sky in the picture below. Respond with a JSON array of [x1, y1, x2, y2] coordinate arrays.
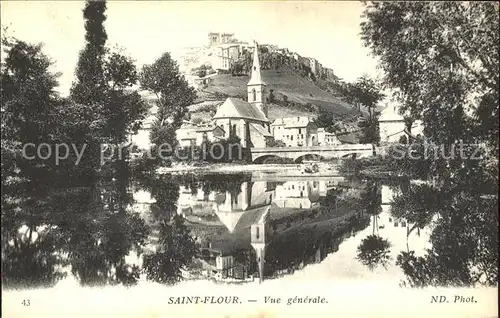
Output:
[[1, 1, 380, 96]]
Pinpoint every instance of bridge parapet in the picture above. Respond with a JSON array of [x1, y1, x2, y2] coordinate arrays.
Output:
[[249, 144, 375, 163]]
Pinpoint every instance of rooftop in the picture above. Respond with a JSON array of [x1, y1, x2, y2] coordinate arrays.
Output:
[[271, 116, 315, 128], [213, 97, 269, 122]]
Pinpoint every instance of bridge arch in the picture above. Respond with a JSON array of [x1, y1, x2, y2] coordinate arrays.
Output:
[[253, 154, 283, 164], [294, 153, 324, 163], [341, 153, 357, 159]]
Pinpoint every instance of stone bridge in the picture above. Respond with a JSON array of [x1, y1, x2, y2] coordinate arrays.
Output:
[[250, 144, 375, 163]]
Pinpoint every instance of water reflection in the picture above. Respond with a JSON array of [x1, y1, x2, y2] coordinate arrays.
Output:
[[173, 177, 372, 283], [2, 173, 497, 289]]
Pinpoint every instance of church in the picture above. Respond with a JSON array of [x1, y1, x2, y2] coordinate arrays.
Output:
[[212, 42, 273, 148]]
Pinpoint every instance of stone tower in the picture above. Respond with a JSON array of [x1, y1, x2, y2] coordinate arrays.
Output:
[[247, 41, 268, 118], [251, 210, 269, 283]]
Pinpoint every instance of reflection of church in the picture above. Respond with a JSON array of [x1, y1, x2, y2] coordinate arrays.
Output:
[[179, 179, 370, 283], [214, 182, 273, 233]]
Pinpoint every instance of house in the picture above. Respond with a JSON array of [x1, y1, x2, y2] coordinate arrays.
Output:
[[175, 124, 225, 147], [176, 125, 197, 148], [129, 104, 157, 149], [212, 42, 273, 148], [273, 181, 321, 209], [271, 117, 318, 147], [194, 125, 225, 145], [317, 128, 341, 146], [378, 103, 407, 144]]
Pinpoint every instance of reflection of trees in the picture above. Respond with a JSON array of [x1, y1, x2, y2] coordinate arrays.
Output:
[[175, 173, 248, 198], [2, 226, 67, 289], [267, 210, 370, 275], [393, 184, 498, 287], [2, 180, 150, 288], [136, 174, 200, 285], [355, 182, 392, 270], [143, 214, 197, 284], [67, 210, 149, 286], [356, 235, 391, 270]]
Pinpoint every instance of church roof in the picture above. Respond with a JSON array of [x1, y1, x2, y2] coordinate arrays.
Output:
[[215, 205, 270, 233], [250, 123, 273, 137], [213, 97, 269, 122]]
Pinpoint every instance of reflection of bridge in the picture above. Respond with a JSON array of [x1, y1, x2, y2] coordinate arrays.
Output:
[[250, 144, 375, 163]]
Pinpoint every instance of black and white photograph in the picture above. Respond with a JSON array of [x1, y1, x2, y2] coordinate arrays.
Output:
[[1, 1, 498, 318]]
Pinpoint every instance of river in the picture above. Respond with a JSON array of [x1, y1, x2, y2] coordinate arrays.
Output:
[[4, 169, 497, 290]]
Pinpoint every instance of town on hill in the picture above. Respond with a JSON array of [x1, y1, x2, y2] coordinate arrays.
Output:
[[131, 35, 423, 158]]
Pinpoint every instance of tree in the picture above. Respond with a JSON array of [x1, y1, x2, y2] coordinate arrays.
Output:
[[70, 0, 108, 108], [1, 39, 64, 256], [358, 115, 380, 144], [393, 183, 498, 287], [342, 75, 384, 122], [140, 53, 196, 135], [361, 2, 499, 149], [230, 61, 244, 76], [315, 108, 339, 133]]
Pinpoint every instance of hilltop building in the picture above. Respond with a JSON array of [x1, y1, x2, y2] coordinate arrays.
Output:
[[208, 32, 236, 46], [211, 42, 273, 148], [271, 117, 319, 147]]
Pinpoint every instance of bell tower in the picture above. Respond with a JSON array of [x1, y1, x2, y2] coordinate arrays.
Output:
[[251, 210, 269, 283], [247, 41, 268, 118]]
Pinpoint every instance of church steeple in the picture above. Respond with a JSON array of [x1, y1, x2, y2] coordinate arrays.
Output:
[[248, 41, 265, 86], [251, 209, 269, 284], [247, 41, 268, 118]]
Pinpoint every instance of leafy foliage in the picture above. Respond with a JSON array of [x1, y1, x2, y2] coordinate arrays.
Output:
[[356, 235, 392, 270], [361, 2, 499, 148], [140, 53, 196, 131]]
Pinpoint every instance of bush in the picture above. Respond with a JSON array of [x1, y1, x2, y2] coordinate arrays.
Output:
[[338, 157, 364, 173], [266, 139, 286, 148]]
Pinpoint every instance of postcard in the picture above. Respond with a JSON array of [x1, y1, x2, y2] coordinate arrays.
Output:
[[1, 1, 498, 318]]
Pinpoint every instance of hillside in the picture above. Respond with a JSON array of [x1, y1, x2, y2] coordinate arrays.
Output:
[[190, 68, 362, 122]]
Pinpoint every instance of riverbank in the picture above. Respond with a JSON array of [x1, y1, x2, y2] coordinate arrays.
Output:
[[157, 162, 340, 176]]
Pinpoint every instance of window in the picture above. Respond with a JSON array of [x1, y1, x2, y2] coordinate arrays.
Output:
[[256, 226, 260, 239], [299, 128, 302, 134], [252, 88, 256, 101], [291, 135, 293, 140]]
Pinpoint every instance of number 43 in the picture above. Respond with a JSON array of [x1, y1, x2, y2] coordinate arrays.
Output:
[[22, 299, 30, 306]]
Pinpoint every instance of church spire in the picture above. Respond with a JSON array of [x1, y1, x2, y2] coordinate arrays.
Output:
[[247, 41, 268, 118], [248, 41, 266, 86]]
